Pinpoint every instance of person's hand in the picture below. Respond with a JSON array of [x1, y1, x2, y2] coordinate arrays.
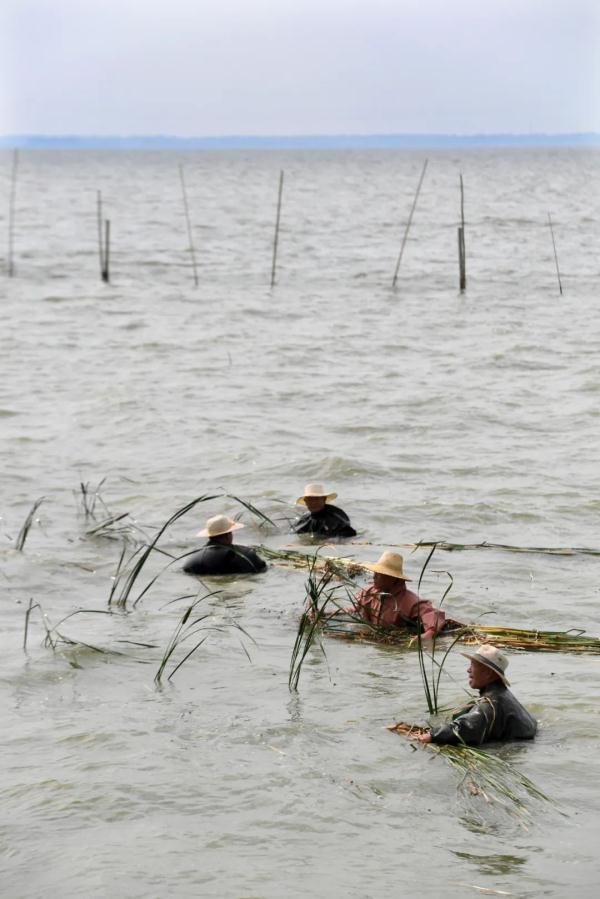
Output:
[[411, 731, 433, 743], [409, 629, 435, 646]]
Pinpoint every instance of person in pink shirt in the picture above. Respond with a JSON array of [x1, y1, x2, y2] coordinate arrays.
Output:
[[348, 551, 446, 639]]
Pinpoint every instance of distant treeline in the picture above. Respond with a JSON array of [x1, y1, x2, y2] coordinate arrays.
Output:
[[1, 133, 599, 151]]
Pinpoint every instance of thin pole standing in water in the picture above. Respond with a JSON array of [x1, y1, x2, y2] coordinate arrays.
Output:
[[270, 170, 284, 288], [103, 220, 110, 283], [7, 149, 19, 277], [97, 190, 105, 280], [178, 164, 199, 287], [392, 158, 428, 287], [547, 212, 563, 295], [458, 173, 466, 292]]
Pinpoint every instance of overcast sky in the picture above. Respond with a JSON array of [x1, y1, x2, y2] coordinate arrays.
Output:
[[1, 0, 598, 135]]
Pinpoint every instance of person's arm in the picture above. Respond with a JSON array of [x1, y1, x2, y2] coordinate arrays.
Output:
[[411, 596, 446, 639], [429, 698, 495, 746], [292, 513, 312, 534]]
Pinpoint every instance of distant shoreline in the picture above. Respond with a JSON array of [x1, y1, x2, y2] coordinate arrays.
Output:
[[1, 132, 599, 150]]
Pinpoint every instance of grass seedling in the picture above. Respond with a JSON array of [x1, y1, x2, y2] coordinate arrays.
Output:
[[15, 497, 45, 551]]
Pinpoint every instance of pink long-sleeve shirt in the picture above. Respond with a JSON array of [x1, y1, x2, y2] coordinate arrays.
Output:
[[352, 584, 446, 634]]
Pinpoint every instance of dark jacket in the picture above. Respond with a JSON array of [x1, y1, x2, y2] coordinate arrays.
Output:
[[183, 542, 267, 576], [430, 681, 537, 746], [292, 504, 357, 538]]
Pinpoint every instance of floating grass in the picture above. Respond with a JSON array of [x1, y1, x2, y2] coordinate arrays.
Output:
[[350, 539, 600, 557], [15, 497, 45, 551], [388, 721, 558, 823], [323, 617, 600, 654], [257, 545, 362, 575]]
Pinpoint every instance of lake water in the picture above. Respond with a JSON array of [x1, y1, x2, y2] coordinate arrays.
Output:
[[1, 147, 600, 898]]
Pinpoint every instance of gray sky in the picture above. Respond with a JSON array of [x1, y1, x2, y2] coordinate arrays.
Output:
[[1, 0, 598, 135]]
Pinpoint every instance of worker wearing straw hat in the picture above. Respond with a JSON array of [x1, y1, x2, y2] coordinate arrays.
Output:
[[349, 551, 446, 639], [183, 515, 267, 576], [413, 645, 537, 746], [292, 483, 356, 538]]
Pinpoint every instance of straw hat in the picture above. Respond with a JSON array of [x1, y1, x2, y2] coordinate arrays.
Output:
[[360, 551, 411, 581], [461, 644, 511, 686], [196, 514, 244, 538], [296, 483, 338, 506]]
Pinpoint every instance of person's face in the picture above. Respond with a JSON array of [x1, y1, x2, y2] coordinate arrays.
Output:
[[373, 572, 403, 594], [468, 659, 498, 689], [304, 496, 326, 513]]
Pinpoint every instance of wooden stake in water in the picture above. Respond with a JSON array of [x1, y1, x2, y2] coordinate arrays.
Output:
[[7, 149, 19, 277], [178, 164, 199, 287], [97, 190, 105, 280], [458, 173, 466, 292], [392, 158, 428, 287], [270, 170, 284, 288], [547, 212, 563, 295], [103, 220, 110, 283]]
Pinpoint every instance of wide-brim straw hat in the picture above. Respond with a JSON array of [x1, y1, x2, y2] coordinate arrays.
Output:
[[461, 644, 511, 686], [196, 514, 245, 538], [296, 483, 338, 506], [360, 551, 411, 581]]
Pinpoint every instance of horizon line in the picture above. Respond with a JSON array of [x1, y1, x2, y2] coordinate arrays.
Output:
[[1, 131, 599, 150]]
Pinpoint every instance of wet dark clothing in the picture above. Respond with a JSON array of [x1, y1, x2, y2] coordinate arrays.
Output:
[[430, 681, 537, 746], [293, 504, 356, 538], [183, 542, 267, 576]]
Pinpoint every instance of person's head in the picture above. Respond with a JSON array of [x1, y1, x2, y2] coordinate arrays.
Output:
[[373, 571, 406, 594], [462, 645, 510, 689], [196, 514, 244, 544], [360, 551, 411, 592], [296, 483, 337, 513]]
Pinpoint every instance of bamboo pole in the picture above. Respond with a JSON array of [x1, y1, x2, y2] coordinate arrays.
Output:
[[270, 169, 284, 288], [7, 149, 19, 277], [97, 190, 105, 280], [178, 164, 199, 287], [102, 220, 110, 283], [458, 173, 466, 291], [392, 158, 428, 287], [547, 212, 563, 295]]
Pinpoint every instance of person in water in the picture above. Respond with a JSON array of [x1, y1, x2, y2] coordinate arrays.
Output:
[[412, 644, 537, 746], [183, 515, 267, 576], [348, 551, 446, 639], [292, 483, 357, 538]]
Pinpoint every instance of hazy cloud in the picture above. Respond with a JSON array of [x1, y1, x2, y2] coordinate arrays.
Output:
[[1, 0, 598, 134]]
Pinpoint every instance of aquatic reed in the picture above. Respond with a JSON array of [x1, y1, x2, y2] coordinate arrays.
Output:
[[288, 552, 358, 691], [15, 497, 45, 551], [154, 591, 255, 684], [77, 477, 109, 520], [388, 721, 556, 822], [22, 601, 136, 659]]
